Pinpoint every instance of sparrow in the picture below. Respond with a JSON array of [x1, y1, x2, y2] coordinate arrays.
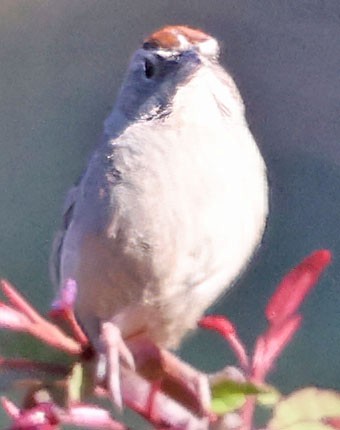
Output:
[[51, 25, 268, 411]]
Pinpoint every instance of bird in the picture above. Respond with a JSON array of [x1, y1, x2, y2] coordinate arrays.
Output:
[[50, 25, 268, 409]]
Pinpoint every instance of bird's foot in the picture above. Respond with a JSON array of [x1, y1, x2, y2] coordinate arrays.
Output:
[[98, 325, 211, 421], [128, 335, 211, 417], [99, 321, 135, 409]]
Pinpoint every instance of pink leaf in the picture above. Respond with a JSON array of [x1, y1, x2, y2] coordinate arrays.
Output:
[[3, 401, 59, 430], [1, 280, 44, 324], [252, 315, 302, 382], [49, 280, 88, 347], [1, 397, 20, 419], [199, 316, 249, 370], [265, 250, 331, 325], [0, 303, 31, 331], [324, 417, 340, 429], [60, 405, 126, 429], [199, 315, 235, 337], [26, 322, 82, 355]]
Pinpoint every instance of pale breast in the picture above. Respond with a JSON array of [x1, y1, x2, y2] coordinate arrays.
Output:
[[60, 116, 267, 348]]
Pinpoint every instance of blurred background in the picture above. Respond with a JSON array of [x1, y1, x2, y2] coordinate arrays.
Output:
[[0, 0, 340, 427]]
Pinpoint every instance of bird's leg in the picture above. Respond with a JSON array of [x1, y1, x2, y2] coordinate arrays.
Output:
[[128, 335, 211, 417], [100, 326, 211, 417], [100, 321, 135, 409]]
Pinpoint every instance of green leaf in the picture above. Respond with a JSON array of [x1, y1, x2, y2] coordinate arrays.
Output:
[[211, 392, 245, 414], [269, 387, 340, 430], [274, 424, 335, 430], [68, 362, 84, 403], [257, 385, 281, 407], [211, 379, 264, 415], [67, 359, 97, 404]]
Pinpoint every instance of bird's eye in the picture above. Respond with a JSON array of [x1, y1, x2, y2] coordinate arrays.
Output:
[[144, 58, 156, 79]]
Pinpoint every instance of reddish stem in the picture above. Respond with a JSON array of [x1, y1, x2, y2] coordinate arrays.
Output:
[[241, 396, 256, 430]]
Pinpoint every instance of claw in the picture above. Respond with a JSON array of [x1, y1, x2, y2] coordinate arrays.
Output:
[[100, 321, 135, 410]]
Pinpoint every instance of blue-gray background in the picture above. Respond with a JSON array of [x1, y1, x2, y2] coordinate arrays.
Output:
[[0, 0, 340, 427]]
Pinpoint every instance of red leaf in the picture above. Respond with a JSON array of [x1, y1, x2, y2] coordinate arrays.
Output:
[[199, 315, 235, 337], [199, 316, 249, 369], [265, 250, 331, 325], [50, 280, 88, 347], [1, 397, 20, 419], [1, 280, 43, 324], [252, 315, 302, 382], [324, 417, 340, 429], [0, 303, 31, 330], [2, 401, 59, 430], [60, 404, 126, 429]]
